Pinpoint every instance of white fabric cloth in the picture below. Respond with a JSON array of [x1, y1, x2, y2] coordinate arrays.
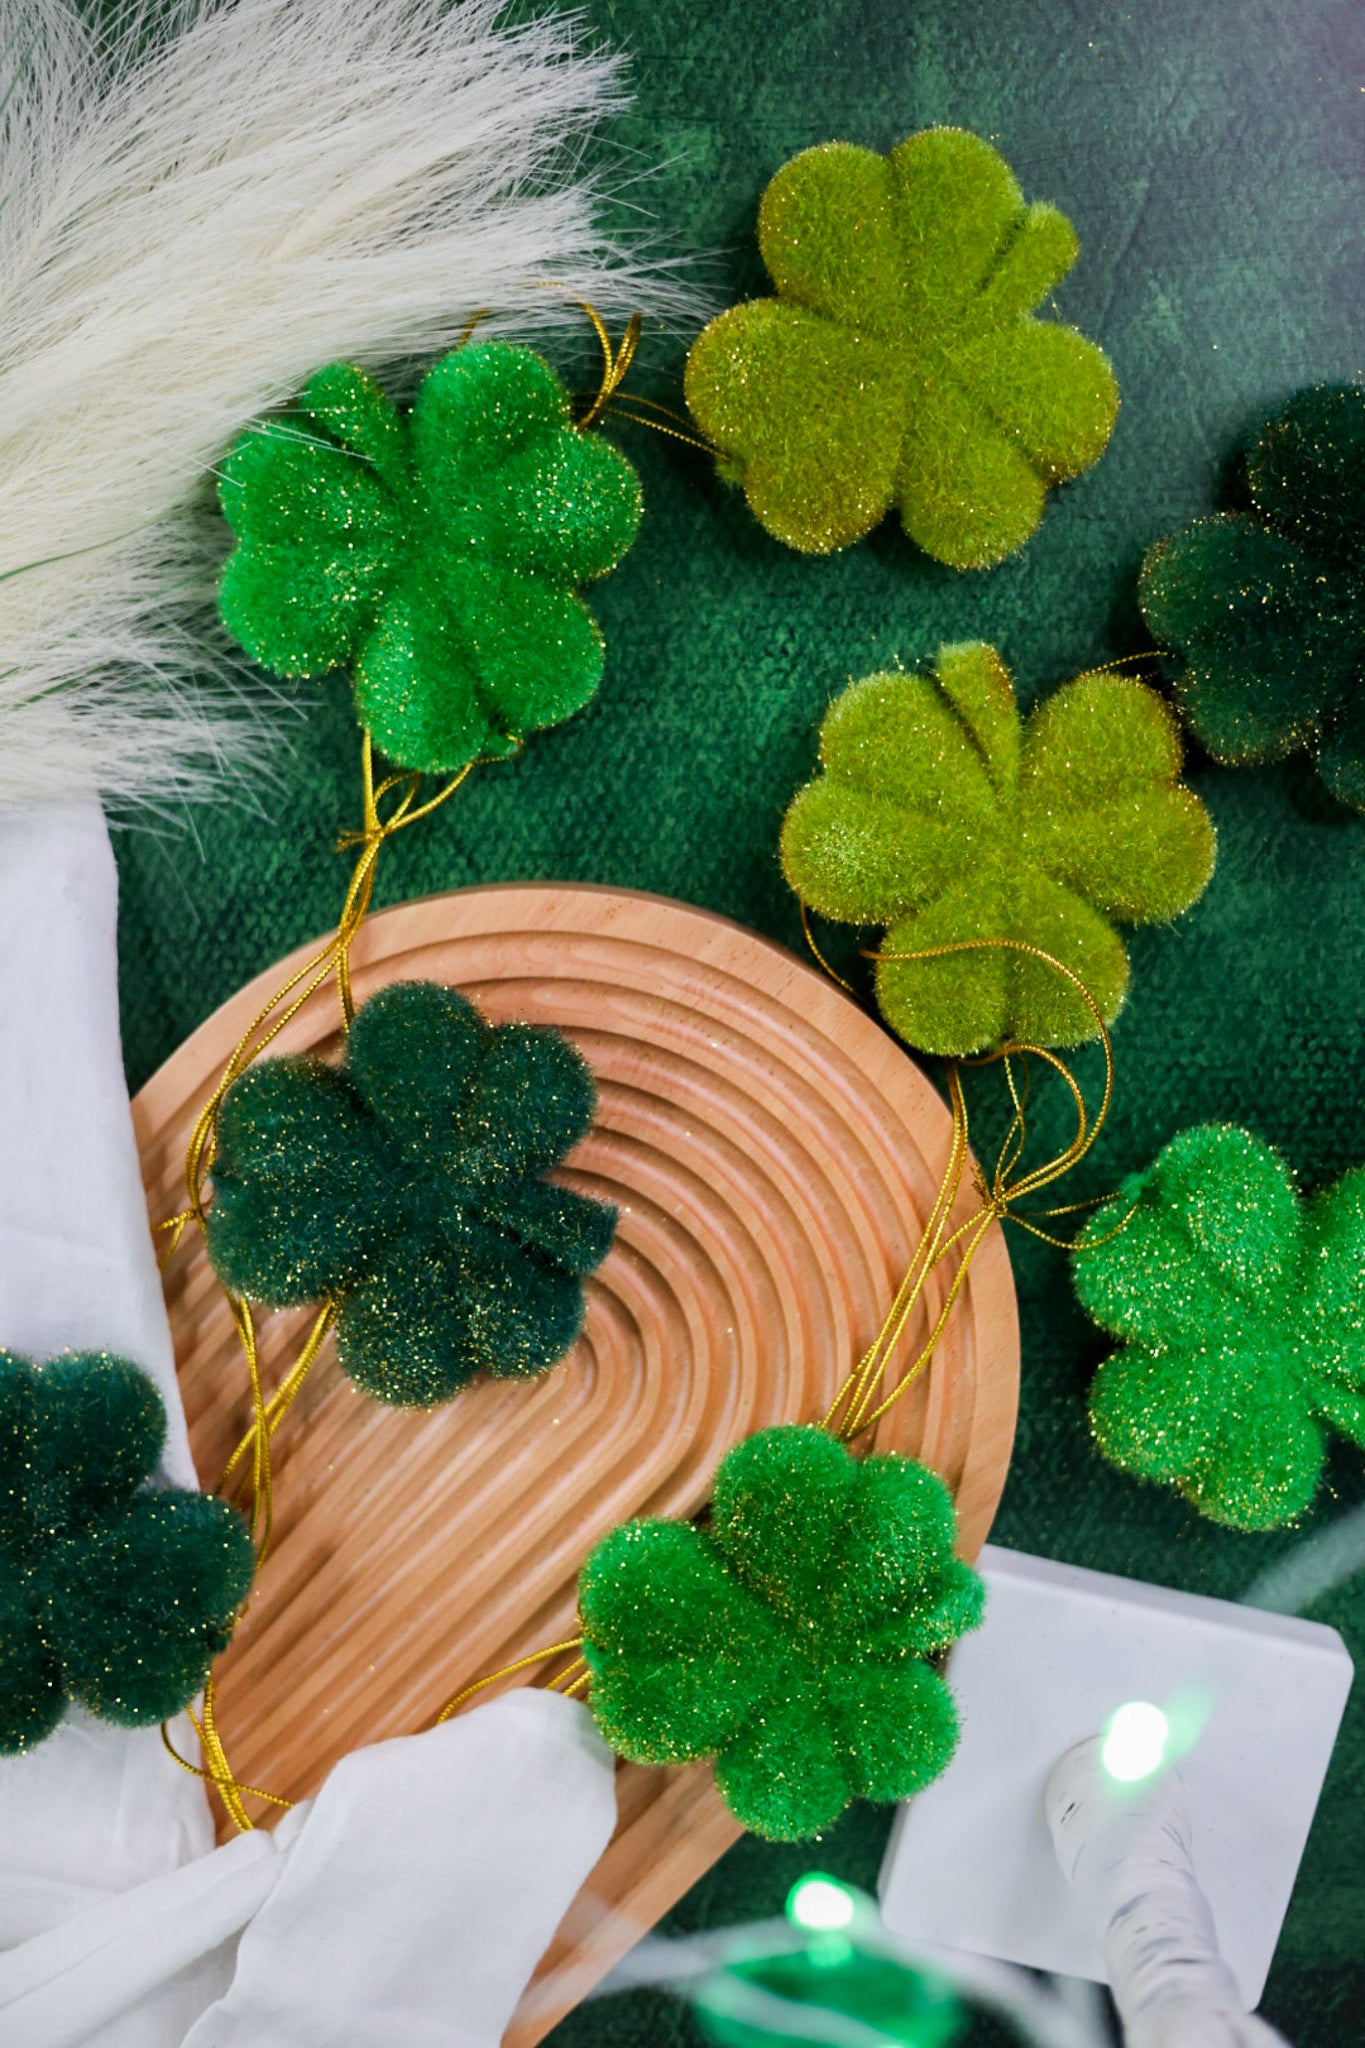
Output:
[[0, 798, 618, 2045], [1, 1692, 617, 2048]]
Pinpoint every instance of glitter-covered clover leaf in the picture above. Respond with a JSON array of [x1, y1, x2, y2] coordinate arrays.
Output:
[[218, 341, 643, 771], [0, 1351, 253, 1754], [685, 128, 1118, 569], [580, 1424, 983, 1841], [206, 980, 616, 1408], [1141, 385, 1365, 807], [780, 642, 1215, 1057], [1074, 1124, 1365, 1531]]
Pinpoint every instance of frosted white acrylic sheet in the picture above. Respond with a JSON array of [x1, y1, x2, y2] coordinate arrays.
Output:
[[879, 1545, 1354, 2007]]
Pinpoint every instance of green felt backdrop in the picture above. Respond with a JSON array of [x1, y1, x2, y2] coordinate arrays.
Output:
[[114, 2, 1363, 2041]]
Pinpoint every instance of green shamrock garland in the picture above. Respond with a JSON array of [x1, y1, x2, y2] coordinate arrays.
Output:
[[780, 642, 1215, 1056], [218, 340, 643, 772], [685, 127, 1118, 569], [0, 1351, 254, 1754], [206, 980, 616, 1408], [1140, 383, 1365, 808], [1074, 1124, 1365, 1531], [579, 1425, 984, 1840]]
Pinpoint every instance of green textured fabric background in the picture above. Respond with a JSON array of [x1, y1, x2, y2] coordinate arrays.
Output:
[[114, 2, 1363, 2041]]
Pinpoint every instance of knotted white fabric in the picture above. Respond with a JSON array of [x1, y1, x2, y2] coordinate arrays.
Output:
[[0, 799, 618, 2046]]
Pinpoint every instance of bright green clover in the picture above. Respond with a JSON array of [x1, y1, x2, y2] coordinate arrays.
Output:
[[579, 1425, 984, 1841], [1075, 1124, 1365, 1531], [218, 341, 643, 771], [0, 1351, 254, 1754], [205, 981, 616, 1408], [1141, 384, 1365, 807], [685, 128, 1118, 569], [780, 642, 1216, 1056]]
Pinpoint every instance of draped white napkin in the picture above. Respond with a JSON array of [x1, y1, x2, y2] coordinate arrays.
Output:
[[0, 799, 617, 2046]]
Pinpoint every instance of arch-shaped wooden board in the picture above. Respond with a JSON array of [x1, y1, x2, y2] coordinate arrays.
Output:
[[132, 883, 1019, 2045]]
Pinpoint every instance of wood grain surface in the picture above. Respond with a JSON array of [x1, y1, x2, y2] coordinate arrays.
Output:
[[131, 882, 1019, 2043]]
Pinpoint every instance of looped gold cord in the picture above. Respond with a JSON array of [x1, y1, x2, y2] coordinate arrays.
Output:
[[821, 936, 1120, 1440], [799, 901, 859, 996], [164, 733, 488, 1526], [576, 303, 642, 429]]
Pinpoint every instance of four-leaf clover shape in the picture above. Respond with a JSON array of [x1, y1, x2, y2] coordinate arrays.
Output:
[[1075, 1124, 1365, 1531], [218, 340, 643, 771], [206, 981, 617, 1408], [1141, 384, 1365, 808], [685, 127, 1118, 569], [579, 1424, 983, 1841], [780, 642, 1216, 1056], [0, 1351, 253, 1754]]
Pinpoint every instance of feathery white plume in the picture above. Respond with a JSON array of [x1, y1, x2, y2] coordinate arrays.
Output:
[[0, 0, 695, 809]]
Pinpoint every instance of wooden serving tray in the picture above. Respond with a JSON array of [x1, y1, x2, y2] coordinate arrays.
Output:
[[132, 883, 1019, 2044]]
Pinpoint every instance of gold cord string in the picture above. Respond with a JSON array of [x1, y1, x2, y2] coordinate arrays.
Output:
[[433, 1640, 587, 1722], [155, 735, 482, 1824], [576, 305, 642, 429], [819, 936, 1120, 1439]]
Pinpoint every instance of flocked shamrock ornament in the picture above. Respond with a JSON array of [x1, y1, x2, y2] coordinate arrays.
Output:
[[1074, 1124, 1365, 1531], [780, 642, 1215, 1056], [0, 1351, 253, 1754], [685, 128, 1118, 570], [218, 340, 643, 771], [206, 980, 616, 1408], [1141, 384, 1365, 807], [579, 1424, 983, 1840]]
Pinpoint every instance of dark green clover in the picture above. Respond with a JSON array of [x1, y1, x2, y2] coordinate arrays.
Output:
[[580, 1425, 983, 1841], [206, 981, 617, 1408], [1141, 384, 1365, 807], [217, 340, 643, 772], [0, 1351, 254, 1754]]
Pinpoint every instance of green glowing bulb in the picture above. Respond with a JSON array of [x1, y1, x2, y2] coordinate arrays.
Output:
[[1102, 1700, 1170, 1783], [787, 1874, 857, 1932]]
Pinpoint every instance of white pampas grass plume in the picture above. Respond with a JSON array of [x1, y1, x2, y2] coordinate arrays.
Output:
[[0, 0, 698, 810]]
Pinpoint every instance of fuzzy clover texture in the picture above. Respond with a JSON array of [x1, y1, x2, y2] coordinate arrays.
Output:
[[579, 1425, 984, 1841], [0, 1351, 253, 1753], [780, 642, 1215, 1056], [685, 127, 1118, 570], [1141, 385, 1365, 808], [1074, 1124, 1365, 1531], [217, 341, 643, 772], [205, 981, 616, 1408]]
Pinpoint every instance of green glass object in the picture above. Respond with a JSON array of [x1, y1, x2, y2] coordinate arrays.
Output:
[[206, 980, 617, 1408], [0, 1351, 254, 1754], [696, 1944, 963, 2048], [1075, 1122, 1365, 1530], [781, 641, 1215, 1055], [218, 341, 643, 771], [579, 1424, 984, 1841], [1141, 385, 1365, 808], [686, 128, 1118, 569]]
